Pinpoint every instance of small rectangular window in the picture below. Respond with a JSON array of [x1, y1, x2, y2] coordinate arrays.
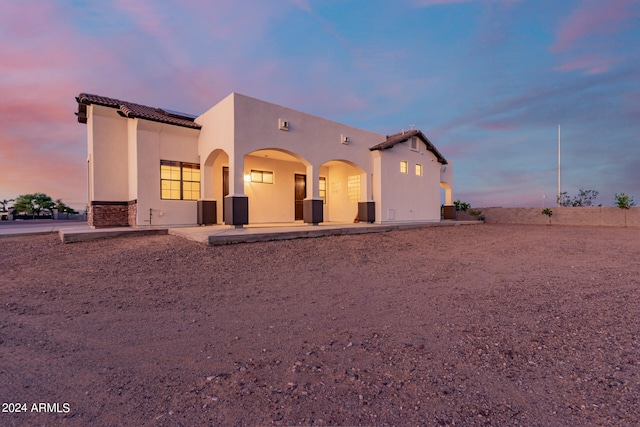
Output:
[[415, 164, 423, 176], [410, 137, 419, 151], [161, 160, 200, 200], [400, 161, 408, 174], [250, 170, 274, 184]]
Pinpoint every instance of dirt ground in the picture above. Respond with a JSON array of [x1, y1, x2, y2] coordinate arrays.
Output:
[[1, 224, 639, 426]]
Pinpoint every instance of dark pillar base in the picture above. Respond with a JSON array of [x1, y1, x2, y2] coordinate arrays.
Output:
[[358, 201, 375, 223], [224, 195, 248, 226], [303, 199, 323, 224], [442, 205, 457, 220], [197, 200, 217, 225]]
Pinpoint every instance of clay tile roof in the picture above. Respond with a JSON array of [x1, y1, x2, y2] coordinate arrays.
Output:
[[75, 93, 201, 130], [370, 129, 447, 164]]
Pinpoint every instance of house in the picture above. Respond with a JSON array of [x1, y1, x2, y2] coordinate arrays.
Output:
[[76, 92, 454, 228]]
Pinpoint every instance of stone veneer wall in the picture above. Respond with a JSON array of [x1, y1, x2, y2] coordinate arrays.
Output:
[[127, 201, 137, 227], [479, 207, 640, 227], [89, 202, 130, 228]]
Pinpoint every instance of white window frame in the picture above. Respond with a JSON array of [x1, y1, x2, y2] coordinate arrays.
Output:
[[400, 160, 408, 174]]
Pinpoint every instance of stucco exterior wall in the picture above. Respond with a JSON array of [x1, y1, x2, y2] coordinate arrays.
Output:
[[135, 120, 200, 226], [197, 94, 238, 196], [89, 105, 129, 202], [375, 140, 442, 222], [84, 92, 450, 227], [231, 93, 379, 198], [243, 156, 306, 223]]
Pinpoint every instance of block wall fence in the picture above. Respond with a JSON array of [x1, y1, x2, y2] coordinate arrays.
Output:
[[470, 207, 640, 227]]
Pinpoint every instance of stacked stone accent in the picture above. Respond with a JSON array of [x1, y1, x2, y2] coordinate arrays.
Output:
[[127, 201, 137, 227], [89, 201, 137, 228]]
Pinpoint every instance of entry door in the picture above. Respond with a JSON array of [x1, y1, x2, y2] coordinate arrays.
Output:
[[294, 174, 306, 220], [222, 167, 229, 216]]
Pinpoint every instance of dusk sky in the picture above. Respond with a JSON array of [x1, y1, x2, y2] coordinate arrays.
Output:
[[1, 0, 639, 210]]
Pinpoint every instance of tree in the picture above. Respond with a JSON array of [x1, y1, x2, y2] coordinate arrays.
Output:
[[54, 199, 78, 215], [614, 193, 636, 228], [572, 188, 599, 207], [542, 208, 553, 225], [614, 193, 636, 209], [558, 188, 599, 207], [13, 193, 55, 218]]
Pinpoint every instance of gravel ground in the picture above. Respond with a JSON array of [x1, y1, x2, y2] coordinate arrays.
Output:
[[0, 224, 639, 426]]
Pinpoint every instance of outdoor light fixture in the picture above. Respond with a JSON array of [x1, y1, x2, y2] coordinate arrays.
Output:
[[341, 135, 349, 144], [244, 174, 251, 182], [279, 119, 289, 131]]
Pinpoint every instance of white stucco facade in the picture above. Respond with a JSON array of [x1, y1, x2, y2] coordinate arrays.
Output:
[[77, 92, 453, 228]]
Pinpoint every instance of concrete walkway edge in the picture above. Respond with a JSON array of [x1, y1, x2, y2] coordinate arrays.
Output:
[[1, 220, 482, 245]]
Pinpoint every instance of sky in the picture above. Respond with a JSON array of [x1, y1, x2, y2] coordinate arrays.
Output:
[[1, 0, 639, 210]]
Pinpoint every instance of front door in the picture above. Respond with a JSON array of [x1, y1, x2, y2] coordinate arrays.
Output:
[[294, 174, 306, 220]]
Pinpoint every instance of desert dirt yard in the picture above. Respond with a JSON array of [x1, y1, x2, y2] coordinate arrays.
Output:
[[0, 224, 639, 426]]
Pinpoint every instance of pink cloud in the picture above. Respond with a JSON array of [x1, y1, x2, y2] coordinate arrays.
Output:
[[289, 0, 312, 12], [113, 0, 165, 35], [550, 0, 636, 53], [555, 54, 617, 75], [477, 120, 517, 131]]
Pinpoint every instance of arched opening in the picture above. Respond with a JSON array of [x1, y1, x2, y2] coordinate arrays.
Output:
[[203, 149, 229, 224], [440, 181, 452, 205], [243, 148, 311, 223], [440, 181, 455, 219], [319, 159, 368, 223]]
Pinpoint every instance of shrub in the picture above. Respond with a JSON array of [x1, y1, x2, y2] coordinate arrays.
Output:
[[454, 200, 470, 212], [614, 193, 636, 209]]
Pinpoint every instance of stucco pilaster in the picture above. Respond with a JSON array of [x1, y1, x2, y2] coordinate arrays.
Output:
[[305, 164, 317, 199], [230, 152, 245, 196]]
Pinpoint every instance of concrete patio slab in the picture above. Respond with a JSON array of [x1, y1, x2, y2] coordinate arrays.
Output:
[[169, 220, 482, 245]]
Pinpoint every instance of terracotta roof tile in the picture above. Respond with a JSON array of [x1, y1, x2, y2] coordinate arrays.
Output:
[[370, 129, 447, 164], [76, 93, 201, 130]]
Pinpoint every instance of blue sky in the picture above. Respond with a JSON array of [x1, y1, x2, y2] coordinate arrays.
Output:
[[1, 0, 639, 210]]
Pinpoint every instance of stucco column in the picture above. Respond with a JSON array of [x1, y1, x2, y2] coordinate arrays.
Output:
[[223, 152, 248, 226], [201, 161, 213, 200], [303, 163, 323, 224], [358, 171, 375, 223]]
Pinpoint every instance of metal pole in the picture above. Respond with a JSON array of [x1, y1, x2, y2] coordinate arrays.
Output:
[[557, 124, 561, 207]]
